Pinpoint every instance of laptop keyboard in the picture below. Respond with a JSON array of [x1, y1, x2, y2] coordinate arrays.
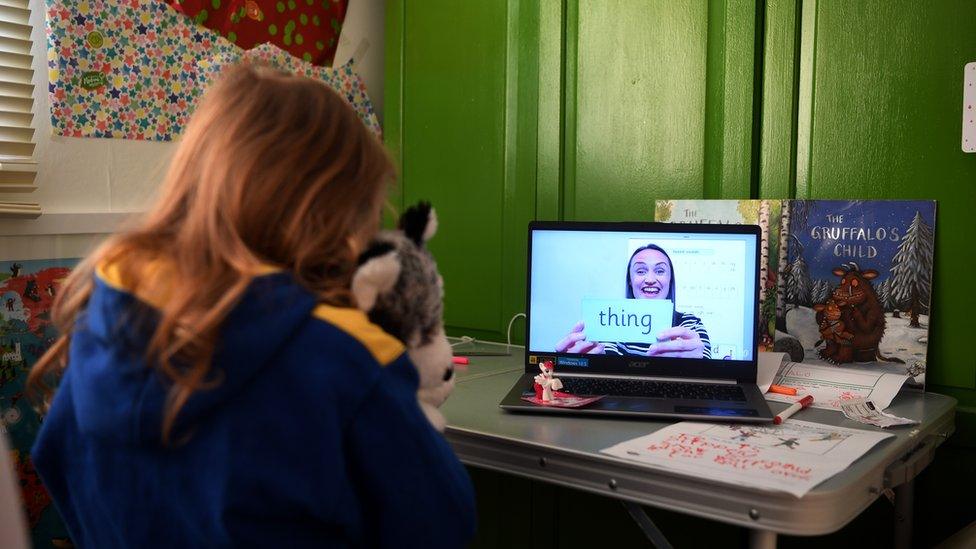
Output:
[[557, 378, 747, 402]]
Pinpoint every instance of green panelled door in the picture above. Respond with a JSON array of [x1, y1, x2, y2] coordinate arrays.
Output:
[[388, 0, 763, 338], [784, 1, 976, 404], [562, 0, 758, 222], [388, 1, 537, 341], [389, 1, 976, 407]]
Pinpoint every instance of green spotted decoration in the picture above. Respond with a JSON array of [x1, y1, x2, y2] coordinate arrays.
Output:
[[165, 0, 347, 66]]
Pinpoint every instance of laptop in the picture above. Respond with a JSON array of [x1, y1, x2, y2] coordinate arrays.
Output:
[[499, 221, 775, 423]]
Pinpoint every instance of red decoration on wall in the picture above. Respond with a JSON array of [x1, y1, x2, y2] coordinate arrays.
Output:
[[12, 450, 52, 528], [164, 0, 348, 66]]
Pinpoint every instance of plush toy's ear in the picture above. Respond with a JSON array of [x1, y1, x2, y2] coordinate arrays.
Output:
[[398, 201, 437, 246], [352, 243, 401, 312]]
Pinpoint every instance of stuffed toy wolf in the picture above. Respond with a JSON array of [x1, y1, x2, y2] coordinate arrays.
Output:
[[351, 202, 455, 431]]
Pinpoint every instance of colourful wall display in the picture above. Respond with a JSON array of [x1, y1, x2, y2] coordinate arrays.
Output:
[[46, 0, 377, 141], [1, 259, 79, 548], [46, 0, 238, 140], [199, 42, 381, 136]]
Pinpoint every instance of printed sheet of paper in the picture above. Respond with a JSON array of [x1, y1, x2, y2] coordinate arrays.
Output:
[[841, 399, 919, 428], [765, 361, 908, 411], [602, 420, 893, 498], [757, 352, 787, 393]]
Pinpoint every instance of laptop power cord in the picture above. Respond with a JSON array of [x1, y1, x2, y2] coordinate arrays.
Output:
[[449, 312, 526, 356]]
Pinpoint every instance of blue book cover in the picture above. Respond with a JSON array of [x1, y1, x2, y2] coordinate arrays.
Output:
[[779, 200, 936, 387]]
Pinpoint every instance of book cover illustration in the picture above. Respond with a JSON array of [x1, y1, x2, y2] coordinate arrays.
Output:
[[1, 259, 77, 546], [778, 200, 936, 387], [655, 199, 782, 351]]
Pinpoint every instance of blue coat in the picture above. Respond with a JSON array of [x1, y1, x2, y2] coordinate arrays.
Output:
[[32, 267, 476, 548]]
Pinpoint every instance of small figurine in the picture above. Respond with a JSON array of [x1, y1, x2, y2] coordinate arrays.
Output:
[[533, 360, 563, 402], [520, 361, 603, 409]]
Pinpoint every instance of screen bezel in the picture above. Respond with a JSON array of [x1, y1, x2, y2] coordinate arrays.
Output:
[[524, 221, 761, 383]]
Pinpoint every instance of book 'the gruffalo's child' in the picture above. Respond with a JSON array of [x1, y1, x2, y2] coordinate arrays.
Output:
[[655, 199, 936, 389], [778, 200, 935, 388]]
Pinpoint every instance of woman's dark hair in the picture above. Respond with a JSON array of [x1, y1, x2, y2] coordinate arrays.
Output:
[[625, 244, 676, 301]]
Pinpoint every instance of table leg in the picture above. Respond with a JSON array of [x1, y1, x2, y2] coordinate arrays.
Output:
[[748, 529, 777, 549], [894, 479, 915, 549], [621, 501, 673, 549]]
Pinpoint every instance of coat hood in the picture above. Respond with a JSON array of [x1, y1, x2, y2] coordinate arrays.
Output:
[[67, 265, 316, 445]]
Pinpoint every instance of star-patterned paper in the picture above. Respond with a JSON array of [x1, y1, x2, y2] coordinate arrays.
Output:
[[47, 0, 238, 140], [198, 42, 381, 136], [46, 0, 379, 141]]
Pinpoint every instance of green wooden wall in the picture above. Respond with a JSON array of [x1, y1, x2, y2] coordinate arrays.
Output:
[[756, 0, 976, 431], [387, 0, 976, 418], [385, 0, 537, 345], [387, 1, 976, 544], [789, 1, 976, 414]]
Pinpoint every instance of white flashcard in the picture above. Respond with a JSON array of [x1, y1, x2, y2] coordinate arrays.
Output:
[[580, 298, 674, 344]]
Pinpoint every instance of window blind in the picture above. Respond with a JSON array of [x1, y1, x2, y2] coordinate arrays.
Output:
[[0, 0, 38, 217]]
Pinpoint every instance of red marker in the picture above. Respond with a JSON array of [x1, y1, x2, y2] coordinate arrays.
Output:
[[452, 356, 469, 365], [773, 395, 814, 425], [768, 384, 798, 396]]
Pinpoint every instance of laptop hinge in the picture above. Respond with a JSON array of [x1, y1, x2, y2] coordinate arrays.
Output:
[[555, 372, 737, 385]]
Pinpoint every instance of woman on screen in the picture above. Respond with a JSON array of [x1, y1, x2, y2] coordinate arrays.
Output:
[[554, 244, 711, 359]]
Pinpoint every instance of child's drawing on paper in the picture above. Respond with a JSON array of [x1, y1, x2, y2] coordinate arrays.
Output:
[[728, 426, 758, 442], [813, 432, 846, 442], [708, 423, 852, 455], [602, 420, 891, 498], [775, 437, 801, 450]]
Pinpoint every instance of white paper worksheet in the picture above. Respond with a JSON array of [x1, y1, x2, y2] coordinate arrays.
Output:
[[602, 420, 893, 498], [765, 361, 909, 411]]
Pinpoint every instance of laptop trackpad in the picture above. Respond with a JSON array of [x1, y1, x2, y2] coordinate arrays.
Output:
[[594, 398, 759, 418], [673, 405, 760, 417], [596, 397, 671, 413]]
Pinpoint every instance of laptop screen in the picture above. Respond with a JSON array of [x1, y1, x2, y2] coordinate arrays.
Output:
[[525, 222, 760, 381]]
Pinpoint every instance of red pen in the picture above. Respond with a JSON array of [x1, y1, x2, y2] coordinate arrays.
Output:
[[451, 356, 469, 365], [773, 395, 814, 424]]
